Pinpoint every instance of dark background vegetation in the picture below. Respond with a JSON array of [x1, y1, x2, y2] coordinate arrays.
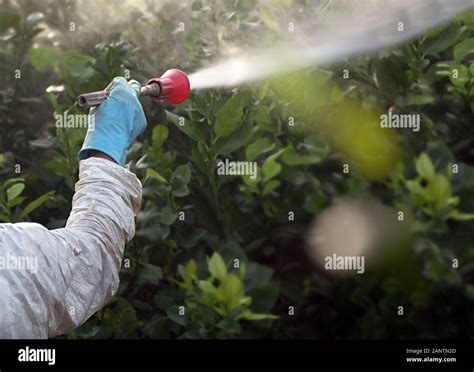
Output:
[[1, 0, 474, 338]]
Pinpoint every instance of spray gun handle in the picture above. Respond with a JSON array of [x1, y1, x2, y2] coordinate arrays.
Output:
[[76, 69, 189, 108], [76, 90, 109, 108], [76, 83, 161, 108]]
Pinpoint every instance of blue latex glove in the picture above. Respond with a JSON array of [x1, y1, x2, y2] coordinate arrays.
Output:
[[77, 77, 147, 166]]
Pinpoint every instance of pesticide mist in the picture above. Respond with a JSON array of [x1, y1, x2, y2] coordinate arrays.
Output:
[[189, 0, 474, 89]]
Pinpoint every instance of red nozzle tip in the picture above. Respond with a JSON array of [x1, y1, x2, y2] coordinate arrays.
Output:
[[147, 69, 190, 105]]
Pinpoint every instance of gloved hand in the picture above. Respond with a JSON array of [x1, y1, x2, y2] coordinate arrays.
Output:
[[77, 77, 147, 166]]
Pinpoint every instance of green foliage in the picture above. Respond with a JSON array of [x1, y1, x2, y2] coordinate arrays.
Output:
[[170, 253, 277, 338], [0, 176, 54, 223], [214, 93, 248, 138], [391, 153, 474, 232]]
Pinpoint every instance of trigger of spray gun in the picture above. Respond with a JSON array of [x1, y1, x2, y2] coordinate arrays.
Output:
[[76, 69, 190, 108]]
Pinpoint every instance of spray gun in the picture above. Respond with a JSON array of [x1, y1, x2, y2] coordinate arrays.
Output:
[[76, 69, 191, 108]]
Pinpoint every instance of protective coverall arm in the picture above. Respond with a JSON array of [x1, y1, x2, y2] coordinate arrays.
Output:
[[0, 77, 147, 338], [0, 157, 142, 338]]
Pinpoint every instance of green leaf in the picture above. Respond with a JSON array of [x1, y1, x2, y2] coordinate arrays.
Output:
[[375, 57, 408, 95], [407, 94, 435, 106], [165, 110, 207, 145], [262, 160, 281, 183], [189, 92, 209, 116], [178, 259, 197, 285], [282, 144, 326, 166], [179, 228, 207, 249], [136, 264, 163, 285], [20, 191, 54, 219], [43, 159, 70, 178], [186, 259, 197, 279], [217, 318, 241, 333], [145, 168, 167, 184], [458, 9, 474, 30], [242, 172, 260, 189], [61, 52, 95, 81], [246, 138, 275, 161], [214, 93, 247, 138], [266, 148, 285, 163], [449, 64, 469, 88], [7, 196, 26, 209], [245, 262, 275, 290], [252, 106, 276, 132], [236, 309, 278, 321], [216, 274, 245, 311], [259, 81, 270, 100], [406, 180, 424, 195], [415, 153, 435, 179], [422, 24, 463, 56], [239, 262, 246, 279], [446, 210, 474, 221], [191, 143, 210, 175], [238, 296, 252, 307], [153, 295, 175, 311], [424, 259, 448, 282], [172, 185, 189, 198], [208, 252, 228, 281], [425, 174, 452, 211], [160, 205, 178, 225], [6, 183, 25, 202], [262, 180, 280, 196], [167, 305, 186, 326], [215, 118, 255, 155], [112, 298, 141, 336], [152, 125, 169, 152], [454, 38, 474, 63], [198, 280, 217, 294], [0, 178, 24, 191], [171, 164, 192, 190], [29, 47, 64, 72]]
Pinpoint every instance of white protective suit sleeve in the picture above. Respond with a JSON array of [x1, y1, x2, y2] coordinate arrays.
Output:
[[0, 157, 142, 338]]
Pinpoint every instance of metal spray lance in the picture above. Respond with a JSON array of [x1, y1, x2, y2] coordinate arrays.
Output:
[[76, 69, 191, 108]]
